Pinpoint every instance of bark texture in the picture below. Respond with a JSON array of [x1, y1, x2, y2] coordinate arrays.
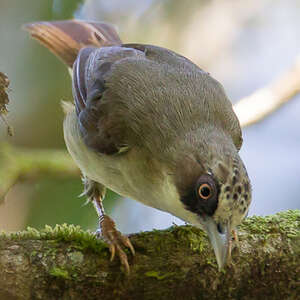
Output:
[[0, 210, 299, 300]]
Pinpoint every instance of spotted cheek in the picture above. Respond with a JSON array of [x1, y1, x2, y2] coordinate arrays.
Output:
[[231, 209, 248, 228], [232, 196, 251, 227], [213, 184, 251, 228], [211, 190, 233, 225]]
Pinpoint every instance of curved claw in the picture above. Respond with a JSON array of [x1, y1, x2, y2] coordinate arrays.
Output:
[[121, 235, 135, 256], [96, 215, 135, 274], [106, 244, 131, 274], [116, 245, 130, 274], [109, 244, 115, 261]]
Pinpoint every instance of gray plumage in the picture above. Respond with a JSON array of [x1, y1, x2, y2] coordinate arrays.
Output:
[[76, 44, 242, 159]]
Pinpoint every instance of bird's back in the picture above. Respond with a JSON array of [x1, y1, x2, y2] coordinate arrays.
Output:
[[81, 44, 242, 155], [25, 20, 242, 156]]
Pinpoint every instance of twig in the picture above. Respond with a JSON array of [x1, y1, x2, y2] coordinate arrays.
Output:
[[0, 143, 79, 202], [234, 55, 300, 127]]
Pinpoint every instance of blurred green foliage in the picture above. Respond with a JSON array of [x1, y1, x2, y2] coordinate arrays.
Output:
[[26, 177, 119, 230], [52, 0, 85, 19]]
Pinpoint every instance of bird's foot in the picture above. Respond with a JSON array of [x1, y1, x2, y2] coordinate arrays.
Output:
[[96, 215, 135, 274]]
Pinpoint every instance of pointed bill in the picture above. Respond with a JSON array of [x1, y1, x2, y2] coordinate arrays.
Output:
[[204, 218, 231, 270]]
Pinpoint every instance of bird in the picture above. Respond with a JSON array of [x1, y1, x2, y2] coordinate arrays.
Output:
[[24, 19, 251, 273]]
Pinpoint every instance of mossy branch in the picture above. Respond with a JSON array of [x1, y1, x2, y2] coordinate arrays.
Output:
[[0, 210, 299, 300]]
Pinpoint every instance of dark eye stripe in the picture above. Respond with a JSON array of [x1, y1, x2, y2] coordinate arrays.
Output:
[[180, 173, 219, 217]]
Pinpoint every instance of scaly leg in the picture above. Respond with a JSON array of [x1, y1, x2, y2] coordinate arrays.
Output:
[[82, 176, 135, 273]]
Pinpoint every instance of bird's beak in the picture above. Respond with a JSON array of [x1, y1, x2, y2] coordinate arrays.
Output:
[[204, 218, 231, 270]]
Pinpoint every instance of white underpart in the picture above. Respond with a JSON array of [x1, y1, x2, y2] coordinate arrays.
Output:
[[63, 104, 203, 228]]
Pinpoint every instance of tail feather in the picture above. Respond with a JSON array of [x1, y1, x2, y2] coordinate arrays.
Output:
[[23, 20, 122, 67]]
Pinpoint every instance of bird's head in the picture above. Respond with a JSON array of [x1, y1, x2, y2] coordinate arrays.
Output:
[[172, 136, 251, 270]]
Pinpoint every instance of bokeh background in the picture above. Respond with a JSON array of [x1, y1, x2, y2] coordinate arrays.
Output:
[[0, 0, 299, 233]]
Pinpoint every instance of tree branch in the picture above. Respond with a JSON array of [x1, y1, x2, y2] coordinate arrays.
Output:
[[0, 143, 79, 201], [0, 210, 299, 299], [233, 55, 300, 127]]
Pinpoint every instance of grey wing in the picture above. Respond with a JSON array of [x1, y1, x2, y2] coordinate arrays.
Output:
[[137, 44, 243, 151], [72, 45, 146, 155], [72, 44, 243, 156], [119, 44, 243, 152]]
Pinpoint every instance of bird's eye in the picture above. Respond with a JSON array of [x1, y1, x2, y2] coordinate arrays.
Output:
[[180, 174, 219, 216], [198, 183, 212, 199], [195, 174, 218, 206]]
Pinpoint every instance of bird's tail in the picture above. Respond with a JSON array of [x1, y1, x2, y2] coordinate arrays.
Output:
[[23, 20, 122, 67]]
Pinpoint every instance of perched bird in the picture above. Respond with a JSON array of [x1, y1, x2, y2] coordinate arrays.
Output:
[[24, 20, 251, 273]]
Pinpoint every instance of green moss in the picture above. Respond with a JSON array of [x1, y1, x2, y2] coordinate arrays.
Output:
[[0, 210, 298, 262], [1, 211, 298, 243], [49, 266, 70, 279], [0, 223, 107, 254], [240, 210, 300, 237], [145, 271, 175, 280], [168, 225, 208, 254], [68, 251, 84, 265]]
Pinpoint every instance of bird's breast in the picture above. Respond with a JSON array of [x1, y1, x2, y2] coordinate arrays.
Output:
[[63, 109, 182, 213]]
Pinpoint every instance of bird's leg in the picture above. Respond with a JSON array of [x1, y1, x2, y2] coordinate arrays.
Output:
[[82, 176, 135, 273]]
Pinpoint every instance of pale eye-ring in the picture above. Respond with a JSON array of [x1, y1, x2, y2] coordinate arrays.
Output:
[[198, 183, 212, 200]]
